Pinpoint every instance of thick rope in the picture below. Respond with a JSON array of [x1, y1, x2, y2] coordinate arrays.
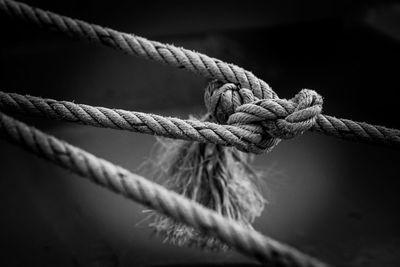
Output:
[[0, 91, 266, 153], [0, 111, 329, 267], [0, 1, 395, 265], [206, 82, 324, 151], [1, 0, 399, 151], [1, 91, 399, 153], [0, 0, 276, 100], [205, 82, 400, 150]]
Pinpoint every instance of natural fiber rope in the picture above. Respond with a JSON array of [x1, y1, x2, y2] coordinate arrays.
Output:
[[0, 91, 266, 153], [0, 1, 396, 265], [204, 82, 400, 150], [1, 0, 399, 151], [0, 0, 276, 100], [0, 111, 329, 267], [1, 91, 399, 153]]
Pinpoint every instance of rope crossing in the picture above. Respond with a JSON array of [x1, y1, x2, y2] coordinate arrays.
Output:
[[0, 111, 329, 267], [0, 0, 399, 266], [0, 0, 399, 151], [0, 90, 399, 153]]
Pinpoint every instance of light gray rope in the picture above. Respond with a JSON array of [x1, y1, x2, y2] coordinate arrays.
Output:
[[0, 0, 276, 100], [0, 91, 266, 153], [205, 82, 400, 150], [0, 1, 395, 265], [1, 91, 399, 153], [1, 0, 399, 151], [0, 111, 330, 267]]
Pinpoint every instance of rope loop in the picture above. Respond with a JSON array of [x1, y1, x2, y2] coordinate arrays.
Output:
[[205, 80, 323, 152], [204, 80, 257, 124]]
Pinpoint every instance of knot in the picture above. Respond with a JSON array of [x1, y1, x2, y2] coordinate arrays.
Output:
[[204, 80, 259, 124], [204, 80, 323, 152], [229, 89, 323, 139]]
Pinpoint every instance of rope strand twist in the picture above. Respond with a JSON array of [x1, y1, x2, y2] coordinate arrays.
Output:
[[0, 0, 399, 266], [0, 111, 329, 267], [1, 0, 399, 150], [205, 81, 323, 151]]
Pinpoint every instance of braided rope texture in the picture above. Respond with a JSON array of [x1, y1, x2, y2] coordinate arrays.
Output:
[[0, 0, 276, 100], [0, 111, 329, 267], [1, 91, 399, 153]]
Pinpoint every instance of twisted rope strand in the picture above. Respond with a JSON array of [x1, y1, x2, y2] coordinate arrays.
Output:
[[0, 111, 329, 267], [0, 0, 276, 100], [0, 1, 395, 265], [1, 91, 399, 152], [1, 0, 399, 149], [229, 97, 400, 148], [0, 91, 266, 153], [314, 115, 400, 147]]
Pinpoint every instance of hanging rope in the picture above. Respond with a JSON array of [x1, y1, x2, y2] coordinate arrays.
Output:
[[0, 111, 329, 267]]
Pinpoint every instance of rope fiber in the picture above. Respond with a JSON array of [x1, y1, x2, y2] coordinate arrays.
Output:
[[0, 111, 329, 267], [0, 0, 399, 151], [0, 0, 276, 99], [0, 0, 399, 266], [0, 90, 399, 153]]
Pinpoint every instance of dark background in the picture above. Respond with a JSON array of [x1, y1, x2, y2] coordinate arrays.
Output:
[[0, 1, 399, 266]]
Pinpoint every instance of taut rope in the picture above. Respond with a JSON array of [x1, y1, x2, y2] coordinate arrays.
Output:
[[0, 111, 329, 267], [0, 0, 275, 98], [0, 0, 398, 151], [0, 90, 399, 153], [0, 0, 399, 266]]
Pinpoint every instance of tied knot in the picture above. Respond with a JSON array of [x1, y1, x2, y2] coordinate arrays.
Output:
[[204, 81, 258, 124], [204, 80, 323, 152]]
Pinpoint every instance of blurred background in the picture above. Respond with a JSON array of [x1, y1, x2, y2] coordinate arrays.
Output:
[[0, 0, 399, 266]]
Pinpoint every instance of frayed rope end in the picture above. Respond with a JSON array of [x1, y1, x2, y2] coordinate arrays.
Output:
[[143, 136, 265, 251]]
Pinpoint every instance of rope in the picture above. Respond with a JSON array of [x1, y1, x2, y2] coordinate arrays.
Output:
[[0, 91, 266, 153], [1, 0, 398, 151], [0, 111, 330, 267], [1, 91, 399, 153], [205, 82, 400, 150], [0, 1, 397, 265], [0, 0, 276, 100], [206, 82, 324, 151]]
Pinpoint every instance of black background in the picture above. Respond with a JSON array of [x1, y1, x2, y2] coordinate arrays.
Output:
[[0, 1, 399, 266]]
